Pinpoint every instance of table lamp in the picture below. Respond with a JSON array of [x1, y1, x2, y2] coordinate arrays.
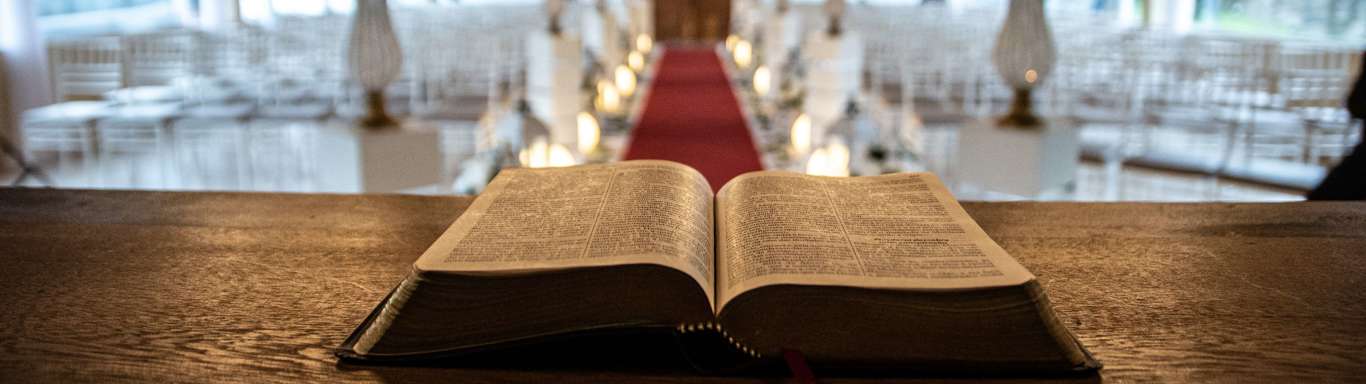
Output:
[[824, 0, 845, 36], [992, 0, 1055, 128], [546, 0, 564, 35], [347, 0, 402, 129]]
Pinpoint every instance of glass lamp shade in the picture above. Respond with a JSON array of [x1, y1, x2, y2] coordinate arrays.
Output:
[[546, 0, 565, 34], [348, 0, 402, 92], [991, 0, 1056, 91], [347, 0, 403, 127], [824, 0, 845, 35]]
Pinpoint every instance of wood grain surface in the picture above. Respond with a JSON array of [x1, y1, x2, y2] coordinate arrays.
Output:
[[0, 189, 1363, 383]]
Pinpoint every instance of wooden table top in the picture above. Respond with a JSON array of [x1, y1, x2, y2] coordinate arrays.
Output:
[[1, 189, 1364, 383]]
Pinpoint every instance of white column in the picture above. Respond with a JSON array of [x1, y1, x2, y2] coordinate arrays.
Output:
[[599, 6, 622, 70], [0, 0, 53, 154], [171, 0, 199, 27], [525, 31, 583, 149], [200, 0, 243, 30], [1148, 0, 1196, 33], [625, 0, 652, 39], [1117, 0, 1138, 27], [801, 31, 863, 141], [761, 6, 800, 103]]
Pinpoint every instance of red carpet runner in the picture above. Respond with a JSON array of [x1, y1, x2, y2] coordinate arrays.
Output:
[[623, 47, 764, 192]]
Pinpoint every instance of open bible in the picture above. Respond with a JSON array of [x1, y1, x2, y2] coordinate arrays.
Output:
[[337, 160, 1099, 373]]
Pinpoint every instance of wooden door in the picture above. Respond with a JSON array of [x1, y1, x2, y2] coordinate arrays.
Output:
[[654, 0, 730, 43]]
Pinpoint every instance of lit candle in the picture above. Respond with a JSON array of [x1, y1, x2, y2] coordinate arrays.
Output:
[[548, 144, 576, 167], [615, 65, 636, 98], [825, 140, 851, 177], [753, 65, 771, 97], [733, 40, 753, 69], [791, 113, 812, 154], [596, 82, 622, 115], [628, 51, 645, 72], [521, 138, 550, 168], [806, 148, 829, 176], [576, 111, 600, 154], [635, 33, 653, 53], [725, 34, 740, 52]]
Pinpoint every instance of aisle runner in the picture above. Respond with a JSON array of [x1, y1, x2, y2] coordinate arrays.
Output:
[[623, 47, 764, 192]]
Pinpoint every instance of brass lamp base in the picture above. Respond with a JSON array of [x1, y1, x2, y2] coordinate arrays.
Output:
[[360, 90, 398, 129], [996, 88, 1043, 129]]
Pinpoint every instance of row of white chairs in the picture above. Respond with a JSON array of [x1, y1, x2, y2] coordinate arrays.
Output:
[[843, 4, 1362, 172], [24, 4, 569, 189]]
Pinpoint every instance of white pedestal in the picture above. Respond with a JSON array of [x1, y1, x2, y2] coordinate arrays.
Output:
[[801, 31, 863, 137], [626, 0, 653, 41], [955, 119, 1080, 197], [525, 32, 583, 149], [314, 121, 443, 194], [582, 8, 622, 71], [760, 9, 800, 104]]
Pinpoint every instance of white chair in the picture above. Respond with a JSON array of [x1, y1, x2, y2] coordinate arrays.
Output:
[[20, 101, 111, 186], [93, 103, 182, 189], [47, 37, 123, 101]]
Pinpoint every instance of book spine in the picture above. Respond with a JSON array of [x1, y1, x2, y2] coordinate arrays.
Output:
[[352, 273, 422, 355]]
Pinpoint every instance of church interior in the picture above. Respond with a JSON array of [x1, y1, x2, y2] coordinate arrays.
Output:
[[1, 0, 1363, 201]]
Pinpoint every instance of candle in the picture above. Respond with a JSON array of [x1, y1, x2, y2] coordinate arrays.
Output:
[[791, 113, 812, 154], [628, 51, 645, 72], [576, 111, 600, 154], [615, 65, 636, 98], [635, 34, 653, 53], [733, 40, 753, 69], [753, 65, 771, 97]]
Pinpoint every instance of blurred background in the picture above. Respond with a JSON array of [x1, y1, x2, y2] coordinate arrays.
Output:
[[1, 0, 1362, 201]]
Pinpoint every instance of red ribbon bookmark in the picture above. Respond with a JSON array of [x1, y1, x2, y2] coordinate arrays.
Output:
[[782, 349, 816, 384]]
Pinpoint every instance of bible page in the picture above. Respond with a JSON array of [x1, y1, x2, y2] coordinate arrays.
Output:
[[715, 171, 1033, 307], [415, 160, 715, 300]]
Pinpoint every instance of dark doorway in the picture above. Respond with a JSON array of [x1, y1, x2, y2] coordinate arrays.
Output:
[[654, 0, 731, 43]]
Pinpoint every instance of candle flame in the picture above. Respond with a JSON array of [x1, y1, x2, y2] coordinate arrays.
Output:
[[753, 66, 771, 97], [635, 34, 653, 53], [791, 113, 812, 154], [733, 40, 753, 69], [615, 65, 636, 98], [576, 112, 600, 154], [628, 51, 645, 72]]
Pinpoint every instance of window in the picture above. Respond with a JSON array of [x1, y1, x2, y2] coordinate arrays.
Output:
[[38, 0, 172, 17], [37, 0, 181, 38]]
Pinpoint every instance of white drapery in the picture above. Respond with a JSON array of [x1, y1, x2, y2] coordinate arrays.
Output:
[[0, 0, 52, 154]]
